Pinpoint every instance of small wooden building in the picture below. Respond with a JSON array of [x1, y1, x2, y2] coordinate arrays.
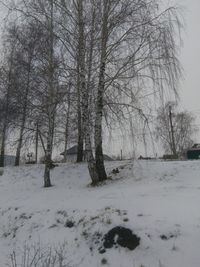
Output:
[[4, 155, 16, 166], [60, 145, 85, 162], [60, 145, 113, 162], [187, 144, 200, 160]]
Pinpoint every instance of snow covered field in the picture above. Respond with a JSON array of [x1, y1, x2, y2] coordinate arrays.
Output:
[[0, 160, 200, 267]]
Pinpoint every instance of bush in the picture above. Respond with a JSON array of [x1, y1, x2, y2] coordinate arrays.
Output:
[[8, 243, 69, 267]]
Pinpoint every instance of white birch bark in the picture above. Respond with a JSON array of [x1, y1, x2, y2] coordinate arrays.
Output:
[[63, 84, 71, 162], [77, 0, 99, 184], [94, 0, 110, 181], [44, 0, 55, 187]]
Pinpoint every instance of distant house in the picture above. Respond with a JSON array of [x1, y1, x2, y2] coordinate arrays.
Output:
[[103, 154, 113, 161], [60, 145, 113, 162], [163, 154, 178, 160], [4, 155, 16, 166], [60, 145, 85, 162], [187, 144, 200, 160]]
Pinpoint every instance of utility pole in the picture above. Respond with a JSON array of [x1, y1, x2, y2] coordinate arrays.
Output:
[[169, 105, 176, 156]]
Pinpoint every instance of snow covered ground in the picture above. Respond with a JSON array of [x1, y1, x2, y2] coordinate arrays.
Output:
[[0, 160, 200, 267]]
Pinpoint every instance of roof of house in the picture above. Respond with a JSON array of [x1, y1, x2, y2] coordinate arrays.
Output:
[[103, 154, 113, 161], [192, 144, 200, 148], [60, 145, 113, 160], [60, 145, 80, 156], [187, 144, 200, 152]]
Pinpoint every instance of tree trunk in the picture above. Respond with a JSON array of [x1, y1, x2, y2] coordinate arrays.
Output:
[[15, 56, 32, 166], [44, 132, 52, 187], [35, 122, 39, 164], [169, 105, 177, 156], [15, 125, 24, 166], [76, 60, 84, 162], [0, 49, 14, 167], [0, 123, 7, 167], [77, 123, 84, 162], [95, 84, 107, 181], [63, 121, 69, 162], [77, 0, 98, 184], [43, 0, 55, 187], [63, 85, 71, 162], [94, 0, 109, 181], [44, 109, 55, 187]]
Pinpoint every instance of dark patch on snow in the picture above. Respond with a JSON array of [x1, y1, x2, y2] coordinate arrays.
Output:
[[82, 230, 89, 239], [57, 210, 68, 217], [101, 258, 108, 265], [19, 213, 32, 220], [160, 233, 176, 240], [99, 248, 106, 254], [49, 224, 58, 229], [65, 220, 75, 228], [100, 226, 140, 252], [112, 168, 119, 174]]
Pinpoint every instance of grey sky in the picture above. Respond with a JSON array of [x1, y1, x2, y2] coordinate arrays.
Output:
[[178, 0, 200, 115]]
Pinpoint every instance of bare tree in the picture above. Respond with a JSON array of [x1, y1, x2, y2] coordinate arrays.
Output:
[[78, 0, 99, 184], [4, 22, 42, 166], [11, 0, 63, 186], [90, 0, 182, 183], [156, 102, 197, 156]]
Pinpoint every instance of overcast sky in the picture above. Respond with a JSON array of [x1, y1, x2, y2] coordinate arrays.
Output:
[[178, 0, 200, 117]]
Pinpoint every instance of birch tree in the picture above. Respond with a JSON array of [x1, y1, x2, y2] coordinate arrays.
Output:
[[77, 0, 99, 184], [91, 0, 182, 183], [5, 22, 42, 166], [12, 0, 61, 186]]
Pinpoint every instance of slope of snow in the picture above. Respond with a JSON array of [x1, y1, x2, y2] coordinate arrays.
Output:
[[0, 160, 200, 267]]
